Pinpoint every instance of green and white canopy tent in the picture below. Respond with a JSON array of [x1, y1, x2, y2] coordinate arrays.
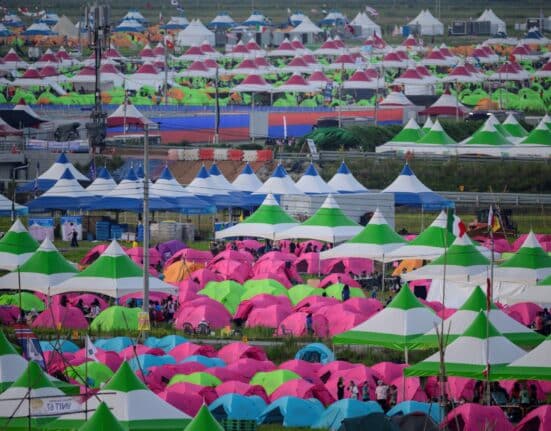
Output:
[[46, 362, 192, 430], [78, 402, 125, 431], [421, 117, 434, 133], [414, 286, 544, 348], [388, 118, 425, 144], [215, 194, 299, 241], [320, 208, 406, 262], [274, 195, 362, 243], [184, 405, 224, 431], [483, 113, 513, 138], [542, 114, 551, 129], [0, 330, 29, 393], [0, 238, 77, 295], [386, 210, 456, 261], [493, 334, 551, 381], [52, 240, 176, 298], [402, 234, 490, 283], [416, 120, 457, 145], [405, 311, 526, 379], [501, 113, 528, 137], [333, 286, 440, 360], [463, 121, 513, 146], [514, 274, 551, 305], [519, 119, 551, 146], [0, 361, 81, 430], [0, 219, 39, 271]]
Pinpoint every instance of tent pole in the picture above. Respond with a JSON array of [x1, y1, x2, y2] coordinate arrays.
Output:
[[142, 124, 150, 319]]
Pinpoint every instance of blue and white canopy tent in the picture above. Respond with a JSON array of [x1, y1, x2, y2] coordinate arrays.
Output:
[[114, 19, 145, 33], [253, 163, 304, 196], [121, 9, 147, 23], [295, 163, 336, 195], [242, 11, 268, 26], [209, 12, 236, 29], [39, 12, 60, 26], [151, 166, 215, 214], [27, 169, 98, 212], [86, 167, 117, 197], [0, 193, 27, 217], [0, 24, 12, 37], [162, 16, 189, 30], [185, 165, 244, 208], [382, 163, 453, 210], [208, 163, 263, 206], [18, 153, 90, 192], [327, 161, 368, 194], [232, 163, 263, 193], [22, 22, 56, 36], [92, 167, 173, 212]]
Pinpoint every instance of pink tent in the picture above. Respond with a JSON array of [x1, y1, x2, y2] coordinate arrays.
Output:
[[257, 251, 297, 264], [322, 258, 373, 276], [294, 252, 321, 274], [235, 294, 292, 321], [323, 309, 366, 336], [326, 365, 380, 400], [169, 342, 217, 362], [317, 361, 358, 383], [371, 362, 407, 384], [144, 363, 207, 392], [298, 240, 324, 253], [210, 249, 254, 265], [68, 294, 108, 310], [246, 304, 292, 329], [159, 388, 206, 416], [118, 344, 165, 360], [187, 268, 223, 288], [320, 273, 361, 288], [391, 376, 428, 402], [279, 360, 322, 384], [441, 403, 513, 431], [71, 349, 122, 372], [209, 259, 251, 283], [125, 247, 161, 266], [341, 297, 383, 315], [438, 308, 457, 319], [512, 234, 551, 251], [425, 376, 475, 402], [476, 238, 512, 253], [514, 405, 551, 431], [165, 248, 212, 267], [119, 291, 169, 306], [217, 341, 268, 364], [177, 281, 200, 303], [79, 244, 110, 266], [45, 351, 74, 375], [225, 358, 276, 380], [32, 305, 88, 330], [204, 367, 247, 383], [216, 380, 270, 403], [293, 296, 340, 313], [165, 382, 217, 404], [174, 297, 232, 329], [504, 303, 543, 326], [271, 379, 335, 406], [252, 260, 301, 285], [235, 239, 263, 251], [500, 380, 549, 402], [277, 312, 329, 337], [0, 306, 20, 325]]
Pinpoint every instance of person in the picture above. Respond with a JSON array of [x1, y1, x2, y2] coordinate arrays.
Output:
[[348, 380, 359, 399], [534, 312, 545, 335], [473, 381, 484, 403], [305, 313, 313, 336], [342, 284, 350, 302], [70, 223, 78, 248], [337, 377, 345, 400], [89, 300, 101, 319], [529, 384, 538, 406], [388, 384, 398, 408], [60, 295, 68, 307], [376, 380, 389, 410], [361, 381, 370, 402], [519, 383, 530, 407]]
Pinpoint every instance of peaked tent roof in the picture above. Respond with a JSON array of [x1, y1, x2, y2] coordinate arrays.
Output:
[[18, 153, 89, 192], [215, 194, 298, 241], [0, 218, 39, 271], [502, 114, 528, 137], [0, 330, 29, 392], [295, 163, 336, 194], [86, 167, 117, 196], [416, 120, 457, 145], [520, 120, 551, 146], [494, 334, 551, 380], [107, 103, 153, 128], [320, 208, 406, 262], [405, 311, 526, 379], [386, 210, 456, 260], [415, 286, 544, 348], [382, 163, 453, 210], [53, 240, 177, 298], [185, 405, 224, 431], [326, 161, 368, 194], [388, 118, 424, 144], [253, 163, 304, 196], [464, 122, 513, 146], [232, 162, 263, 192], [0, 238, 77, 295], [184, 165, 244, 208], [333, 285, 440, 349], [78, 402, 125, 431], [274, 195, 362, 243]]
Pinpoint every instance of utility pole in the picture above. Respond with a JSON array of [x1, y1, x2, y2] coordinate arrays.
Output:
[[11, 164, 28, 222], [142, 124, 150, 314]]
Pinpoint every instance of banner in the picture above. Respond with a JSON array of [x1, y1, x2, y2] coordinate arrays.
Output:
[[27, 139, 89, 153], [60, 216, 83, 241], [28, 218, 54, 241], [31, 397, 81, 416], [138, 312, 150, 331]]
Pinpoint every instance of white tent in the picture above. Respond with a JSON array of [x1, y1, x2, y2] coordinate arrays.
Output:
[[176, 19, 215, 47], [350, 12, 381, 37], [290, 16, 323, 36], [52, 15, 78, 38], [477, 9, 506, 35], [408, 9, 444, 36]]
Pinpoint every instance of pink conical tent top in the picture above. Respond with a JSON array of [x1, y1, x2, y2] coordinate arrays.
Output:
[[512, 44, 530, 55], [39, 65, 58, 77], [333, 35, 345, 48], [347, 70, 371, 82], [396, 50, 409, 60], [319, 38, 338, 49], [187, 61, 210, 72], [107, 102, 153, 127], [309, 71, 330, 83], [56, 47, 72, 60], [235, 58, 258, 70], [21, 68, 41, 79], [254, 57, 270, 68], [291, 37, 305, 50], [440, 45, 454, 57], [397, 67, 424, 80], [139, 44, 155, 57], [246, 40, 262, 51], [231, 41, 250, 54], [184, 45, 204, 56], [383, 51, 402, 62], [402, 34, 418, 46], [278, 39, 294, 51], [153, 43, 165, 56], [202, 58, 217, 68], [287, 56, 309, 68], [284, 74, 310, 86], [448, 65, 472, 77], [3, 49, 22, 62], [100, 63, 119, 74], [482, 45, 495, 56], [200, 40, 217, 54], [76, 66, 95, 76], [104, 47, 123, 58], [464, 63, 480, 75], [425, 49, 446, 60], [470, 47, 488, 58], [38, 50, 58, 63], [334, 54, 355, 64], [416, 65, 432, 77], [135, 62, 159, 75]]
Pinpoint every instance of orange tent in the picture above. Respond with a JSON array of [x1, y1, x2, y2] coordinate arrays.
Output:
[[392, 259, 423, 276], [475, 98, 499, 111], [164, 261, 204, 283]]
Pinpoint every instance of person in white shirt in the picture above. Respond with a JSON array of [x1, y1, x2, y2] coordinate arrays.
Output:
[[348, 380, 359, 400], [376, 380, 389, 410]]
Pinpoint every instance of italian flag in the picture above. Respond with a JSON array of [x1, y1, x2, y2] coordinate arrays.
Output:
[[446, 209, 466, 237]]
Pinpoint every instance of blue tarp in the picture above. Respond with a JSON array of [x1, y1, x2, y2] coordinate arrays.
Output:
[[295, 343, 335, 364], [209, 394, 266, 420], [128, 354, 176, 374], [144, 335, 188, 352], [313, 399, 384, 431], [180, 355, 226, 368], [95, 336, 133, 352], [257, 396, 324, 428], [39, 339, 79, 353]]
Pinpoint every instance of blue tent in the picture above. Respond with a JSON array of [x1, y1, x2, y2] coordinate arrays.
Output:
[[186, 165, 249, 209], [381, 163, 454, 210], [162, 16, 189, 30], [257, 396, 324, 428], [22, 22, 56, 36], [144, 335, 188, 352], [313, 399, 383, 431], [128, 354, 176, 373], [242, 11, 269, 27], [0, 24, 12, 36], [40, 12, 60, 26], [40, 339, 79, 353], [3, 13, 24, 28], [115, 19, 145, 32], [95, 336, 133, 352], [208, 163, 263, 207], [295, 343, 335, 364], [387, 401, 443, 424], [180, 355, 226, 368], [209, 394, 266, 420], [208, 12, 236, 29]]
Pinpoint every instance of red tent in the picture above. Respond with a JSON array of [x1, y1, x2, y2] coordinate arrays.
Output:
[[106, 102, 153, 128]]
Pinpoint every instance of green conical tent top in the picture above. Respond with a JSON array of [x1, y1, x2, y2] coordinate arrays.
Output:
[[0, 330, 18, 356], [54, 240, 176, 298], [168, 371, 222, 387], [320, 208, 406, 262], [481, 114, 513, 138], [0, 219, 39, 271], [78, 402, 125, 431], [11, 360, 52, 390], [0, 238, 77, 295], [416, 120, 457, 145], [465, 121, 513, 146], [502, 113, 528, 137], [387, 210, 455, 260], [520, 119, 551, 145], [103, 362, 148, 392], [405, 311, 527, 379], [460, 285, 496, 311], [333, 285, 440, 350], [389, 118, 424, 143], [542, 114, 551, 130], [215, 194, 299, 241], [421, 117, 434, 133], [275, 195, 362, 243], [184, 405, 224, 431]]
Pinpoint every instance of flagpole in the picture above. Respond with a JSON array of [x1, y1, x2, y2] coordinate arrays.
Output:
[[485, 205, 495, 405], [84, 336, 88, 421]]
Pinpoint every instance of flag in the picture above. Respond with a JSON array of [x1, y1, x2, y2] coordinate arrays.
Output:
[[85, 335, 98, 361], [14, 325, 46, 369], [447, 209, 466, 238], [88, 158, 96, 181], [487, 205, 501, 233], [365, 6, 379, 16], [482, 363, 491, 377]]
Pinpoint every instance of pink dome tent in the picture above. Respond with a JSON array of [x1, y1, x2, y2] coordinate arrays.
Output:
[[217, 342, 268, 363]]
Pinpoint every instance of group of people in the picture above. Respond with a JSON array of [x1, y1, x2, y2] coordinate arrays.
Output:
[[336, 377, 398, 411], [533, 308, 551, 336]]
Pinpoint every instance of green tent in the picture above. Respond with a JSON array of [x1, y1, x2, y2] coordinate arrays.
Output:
[[90, 306, 141, 332], [416, 120, 456, 145], [389, 118, 424, 144], [465, 121, 513, 146], [493, 334, 551, 380], [0, 330, 29, 392], [184, 405, 224, 431], [0, 219, 39, 271], [198, 280, 245, 314], [324, 283, 365, 300], [243, 278, 286, 292], [0, 292, 44, 312], [65, 362, 114, 388], [250, 369, 301, 395], [168, 371, 222, 387], [78, 402, 124, 431], [288, 284, 324, 305], [519, 120, 551, 145], [501, 113, 528, 137], [241, 282, 290, 301]]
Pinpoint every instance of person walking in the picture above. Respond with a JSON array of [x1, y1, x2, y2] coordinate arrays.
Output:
[[361, 381, 370, 402], [376, 380, 389, 410], [337, 377, 345, 400], [342, 284, 350, 302], [70, 223, 78, 248]]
